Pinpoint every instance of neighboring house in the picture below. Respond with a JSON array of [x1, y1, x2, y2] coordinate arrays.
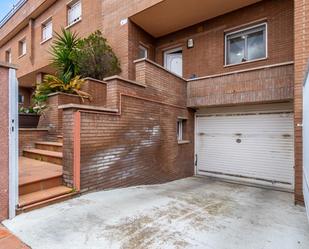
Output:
[[0, 0, 308, 220]]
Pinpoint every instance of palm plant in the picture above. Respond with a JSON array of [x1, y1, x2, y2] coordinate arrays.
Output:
[[34, 73, 92, 102], [50, 28, 80, 78], [33, 29, 91, 106]]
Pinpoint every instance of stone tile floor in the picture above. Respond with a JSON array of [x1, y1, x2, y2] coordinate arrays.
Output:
[[0, 225, 30, 249]]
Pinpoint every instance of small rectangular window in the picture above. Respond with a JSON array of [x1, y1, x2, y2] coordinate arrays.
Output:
[[67, 0, 82, 26], [177, 119, 183, 141], [5, 49, 11, 63], [18, 39, 26, 57], [138, 45, 148, 59], [225, 23, 267, 65], [42, 19, 53, 42], [18, 94, 24, 104]]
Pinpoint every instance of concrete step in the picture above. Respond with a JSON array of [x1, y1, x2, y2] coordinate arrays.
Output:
[[35, 141, 63, 152], [23, 149, 63, 165], [18, 186, 73, 208]]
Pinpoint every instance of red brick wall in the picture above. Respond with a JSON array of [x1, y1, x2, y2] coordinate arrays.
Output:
[[101, 0, 162, 79], [78, 97, 194, 192], [62, 59, 194, 191], [154, 0, 293, 79], [187, 63, 294, 107], [294, 0, 309, 204], [128, 22, 156, 80], [0, 65, 9, 221]]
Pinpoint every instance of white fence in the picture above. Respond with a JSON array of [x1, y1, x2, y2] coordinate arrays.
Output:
[[303, 70, 309, 221]]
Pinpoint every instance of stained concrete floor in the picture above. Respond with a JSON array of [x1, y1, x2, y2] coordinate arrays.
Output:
[[3, 177, 309, 249]]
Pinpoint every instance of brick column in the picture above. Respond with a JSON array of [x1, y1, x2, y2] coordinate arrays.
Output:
[[0, 65, 10, 221], [294, 0, 309, 204]]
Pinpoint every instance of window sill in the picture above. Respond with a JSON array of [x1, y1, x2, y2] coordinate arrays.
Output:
[[178, 140, 190, 145], [65, 18, 82, 29], [224, 57, 268, 68], [40, 37, 52, 45], [18, 53, 26, 59]]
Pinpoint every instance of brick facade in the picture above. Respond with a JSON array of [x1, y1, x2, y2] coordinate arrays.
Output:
[[0, 0, 308, 206], [0, 0, 102, 84], [154, 0, 293, 79], [0, 65, 9, 221], [187, 62, 294, 107], [62, 60, 194, 192]]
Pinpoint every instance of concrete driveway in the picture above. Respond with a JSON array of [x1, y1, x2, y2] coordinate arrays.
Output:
[[3, 177, 309, 249]]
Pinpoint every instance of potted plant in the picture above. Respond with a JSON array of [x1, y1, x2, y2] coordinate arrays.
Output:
[[18, 93, 48, 128], [19, 106, 41, 128]]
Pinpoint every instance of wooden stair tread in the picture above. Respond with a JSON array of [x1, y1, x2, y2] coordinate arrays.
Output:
[[35, 141, 63, 147], [23, 149, 63, 158], [19, 157, 62, 186], [19, 186, 72, 207]]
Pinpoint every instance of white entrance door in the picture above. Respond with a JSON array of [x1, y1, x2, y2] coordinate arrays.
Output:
[[196, 112, 294, 190], [303, 72, 309, 221], [164, 48, 183, 77], [9, 68, 18, 219]]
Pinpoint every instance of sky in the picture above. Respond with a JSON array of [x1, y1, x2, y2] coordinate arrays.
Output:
[[0, 0, 20, 22]]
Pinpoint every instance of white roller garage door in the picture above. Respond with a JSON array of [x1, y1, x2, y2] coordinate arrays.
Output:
[[196, 111, 294, 190]]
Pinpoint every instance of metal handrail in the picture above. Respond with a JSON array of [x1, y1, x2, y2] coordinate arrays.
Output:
[[0, 0, 28, 28]]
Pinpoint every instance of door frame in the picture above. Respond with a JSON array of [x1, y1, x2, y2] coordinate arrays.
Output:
[[8, 68, 19, 219], [163, 47, 183, 74]]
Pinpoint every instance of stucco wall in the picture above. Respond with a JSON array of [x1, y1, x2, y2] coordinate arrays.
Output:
[[0, 65, 9, 221]]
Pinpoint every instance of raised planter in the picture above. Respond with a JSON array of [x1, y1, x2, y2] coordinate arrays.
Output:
[[19, 113, 40, 128], [38, 80, 107, 134]]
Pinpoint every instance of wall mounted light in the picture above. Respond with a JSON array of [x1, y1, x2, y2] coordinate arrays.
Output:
[[187, 38, 194, 49]]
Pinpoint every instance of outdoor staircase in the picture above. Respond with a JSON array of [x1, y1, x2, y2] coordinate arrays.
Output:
[[18, 135, 75, 214]]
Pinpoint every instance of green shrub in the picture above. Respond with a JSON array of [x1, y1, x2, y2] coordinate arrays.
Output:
[[74, 30, 121, 80]]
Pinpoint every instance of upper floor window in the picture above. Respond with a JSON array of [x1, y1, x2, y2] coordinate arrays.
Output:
[[5, 49, 11, 63], [138, 45, 148, 59], [42, 19, 53, 42], [67, 0, 82, 26], [18, 39, 26, 57], [225, 23, 267, 66]]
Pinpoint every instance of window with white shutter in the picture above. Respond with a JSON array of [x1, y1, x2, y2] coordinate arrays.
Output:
[[67, 0, 82, 26], [42, 19, 53, 42]]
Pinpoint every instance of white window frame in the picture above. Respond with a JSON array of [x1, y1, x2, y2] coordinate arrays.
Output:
[[67, 0, 82, 27], [18, 39, 26, 57], [177, 119, 184, 141], [138, 45, 148, 59], [224, 22, 268, 66], [41, 18, 53, 43], [5, 49, 12, 63]]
